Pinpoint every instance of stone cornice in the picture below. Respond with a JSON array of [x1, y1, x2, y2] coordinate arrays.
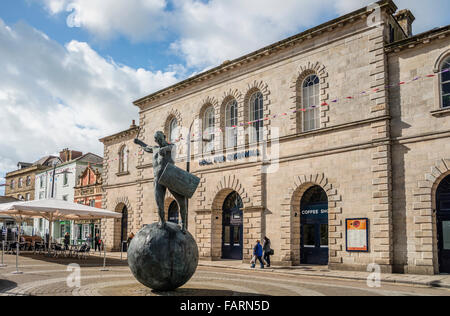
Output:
[[385, 25, 450, 53], [133, 0, 397, 112], [5, 165, 41, 178], [99, 126, 139, 144]]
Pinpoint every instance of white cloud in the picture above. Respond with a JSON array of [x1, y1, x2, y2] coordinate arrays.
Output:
[[39, 0, 450, 69], [0, 19, 180, 177], [44, 0, 170, 42]]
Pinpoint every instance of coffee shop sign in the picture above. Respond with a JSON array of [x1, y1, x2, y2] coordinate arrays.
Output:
[[199, 149, 260, 166]]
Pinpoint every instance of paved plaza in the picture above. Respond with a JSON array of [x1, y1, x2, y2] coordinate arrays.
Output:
[[0, 252, 450, 296]]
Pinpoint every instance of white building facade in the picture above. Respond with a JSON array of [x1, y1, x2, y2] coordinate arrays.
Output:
[[33, 153, 103, 243]]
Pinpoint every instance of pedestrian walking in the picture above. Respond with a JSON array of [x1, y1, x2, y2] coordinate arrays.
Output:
[[127, 232, 135, 248], [262, 236, 273, 268], [94, 233, 102, 252], [251, 240, 264, 269]]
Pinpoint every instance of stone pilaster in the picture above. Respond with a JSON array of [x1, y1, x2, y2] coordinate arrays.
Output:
[[243, 207, 264, 262]]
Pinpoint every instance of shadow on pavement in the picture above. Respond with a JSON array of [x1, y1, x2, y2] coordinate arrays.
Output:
[[0, 279, 18, 293], [153, 288, 270, 297], [17, 252, 129, 268]]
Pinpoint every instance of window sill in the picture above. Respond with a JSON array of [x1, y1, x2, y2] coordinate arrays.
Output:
[[116, 171, 130, 177], [431, 108, 450, 117]]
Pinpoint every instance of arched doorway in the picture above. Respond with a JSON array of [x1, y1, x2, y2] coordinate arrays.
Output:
[[300, 186, 329, 265], [222, 192, 243, 260], [437, 175, 450, 273], [168, 201, 179, 224], [120, 205, 128, 251]]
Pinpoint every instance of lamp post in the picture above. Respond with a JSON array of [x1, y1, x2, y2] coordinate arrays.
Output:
[[0, 183, 7, 268]]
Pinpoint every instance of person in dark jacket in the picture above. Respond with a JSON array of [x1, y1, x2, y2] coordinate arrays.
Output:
[[63, 232, 70, 250], [94, 233, 102, 252], [251, 240, 264, 269], [262, 236, 272, 268]]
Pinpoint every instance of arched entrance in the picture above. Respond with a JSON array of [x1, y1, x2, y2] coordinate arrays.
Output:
[[222, 192, 243, 260], [168, 201, 179, 224], [300, 186, 329, 265], [120, 205, 128, 251], [437, 175, 450, 273]]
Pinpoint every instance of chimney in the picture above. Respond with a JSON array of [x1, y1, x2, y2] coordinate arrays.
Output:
[[394, 9, 415, 37], [59, 148, 83, 162], [130, 120, 137, 128]]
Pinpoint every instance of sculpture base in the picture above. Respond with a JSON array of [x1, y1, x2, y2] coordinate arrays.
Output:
[[128, 222, 199, 292]]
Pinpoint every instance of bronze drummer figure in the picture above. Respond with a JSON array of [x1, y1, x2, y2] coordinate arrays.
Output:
[[135, 131, 188, 233]]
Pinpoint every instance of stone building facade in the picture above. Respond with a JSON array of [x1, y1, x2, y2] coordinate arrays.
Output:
[[100, 0, 450, 275], [5, 157, 62, 201]]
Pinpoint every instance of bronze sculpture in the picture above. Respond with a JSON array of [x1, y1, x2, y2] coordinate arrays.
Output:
[[128, 131, 200, 292], [134, 131, 200, 233]]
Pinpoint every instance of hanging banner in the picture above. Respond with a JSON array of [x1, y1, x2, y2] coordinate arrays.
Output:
[[346, 218, 369, 252]]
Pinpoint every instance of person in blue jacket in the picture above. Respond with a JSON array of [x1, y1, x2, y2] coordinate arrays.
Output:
[[251, 240, 265, 269]]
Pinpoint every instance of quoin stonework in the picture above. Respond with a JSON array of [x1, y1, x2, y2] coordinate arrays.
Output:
[[100, 0, 450, 275]]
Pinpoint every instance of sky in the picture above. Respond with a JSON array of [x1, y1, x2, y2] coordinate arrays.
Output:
[[0, 0, 449, 193]]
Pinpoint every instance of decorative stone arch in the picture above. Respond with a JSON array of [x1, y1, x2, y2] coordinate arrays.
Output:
[[280, 173, 342, 266], [113, 196, 133, 251], [163, 108, 183, 139], [411, 158, 450, 274], [289, 61, 330, 134], [242, 81, 272, 145], [196, 175, 258, 261], [433, 49, 450, 73], [209, 174, 250, 211], [219, 89, 243, 150]]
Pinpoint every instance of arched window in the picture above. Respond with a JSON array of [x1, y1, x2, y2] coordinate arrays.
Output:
[[10, 179, 15, 190], [26, 176, 31, 186], [169, 118, 179, 144], [119, 145, 128, 173], [249, 92, 264, 143], [441, 57, 450, 108], [225, 99, 238, 148], [18, 178, 23, 188], [203, 106, 215, 153], [302, 75, 320, 132]]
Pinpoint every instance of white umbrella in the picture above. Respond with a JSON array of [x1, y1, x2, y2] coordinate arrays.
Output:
[[0, 199, 121, 244]]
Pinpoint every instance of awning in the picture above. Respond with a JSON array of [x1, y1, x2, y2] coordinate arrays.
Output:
[[0, 199, 122, 221]]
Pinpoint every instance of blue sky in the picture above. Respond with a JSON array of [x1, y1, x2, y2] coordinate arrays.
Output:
[[0, 0, 449, 194]]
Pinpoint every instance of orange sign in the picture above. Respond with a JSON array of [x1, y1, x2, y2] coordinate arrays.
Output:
[[346, 219, 369, 252]]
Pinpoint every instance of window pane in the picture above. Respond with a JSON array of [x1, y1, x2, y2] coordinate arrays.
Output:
[[303, 224, 315, 247], [302, 75, 320, 132], [226, 100, 238, 148], [233, 228, 240, 246], [442, 82, 450, 95], [203, 107, 215, 153], [224, 226, 231, 245], [443, 94, 450, 108], [170, 119, 178, 143], [443, 221, 450, 250], [443, 71, 450, 84], [250, 92, 263, 143], [320, 224, 329, 247]]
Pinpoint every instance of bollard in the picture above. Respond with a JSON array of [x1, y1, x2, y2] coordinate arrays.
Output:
[[11, 243, 23, 275], [100, 241, 109, 272], [0, 241, 6, 268]]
